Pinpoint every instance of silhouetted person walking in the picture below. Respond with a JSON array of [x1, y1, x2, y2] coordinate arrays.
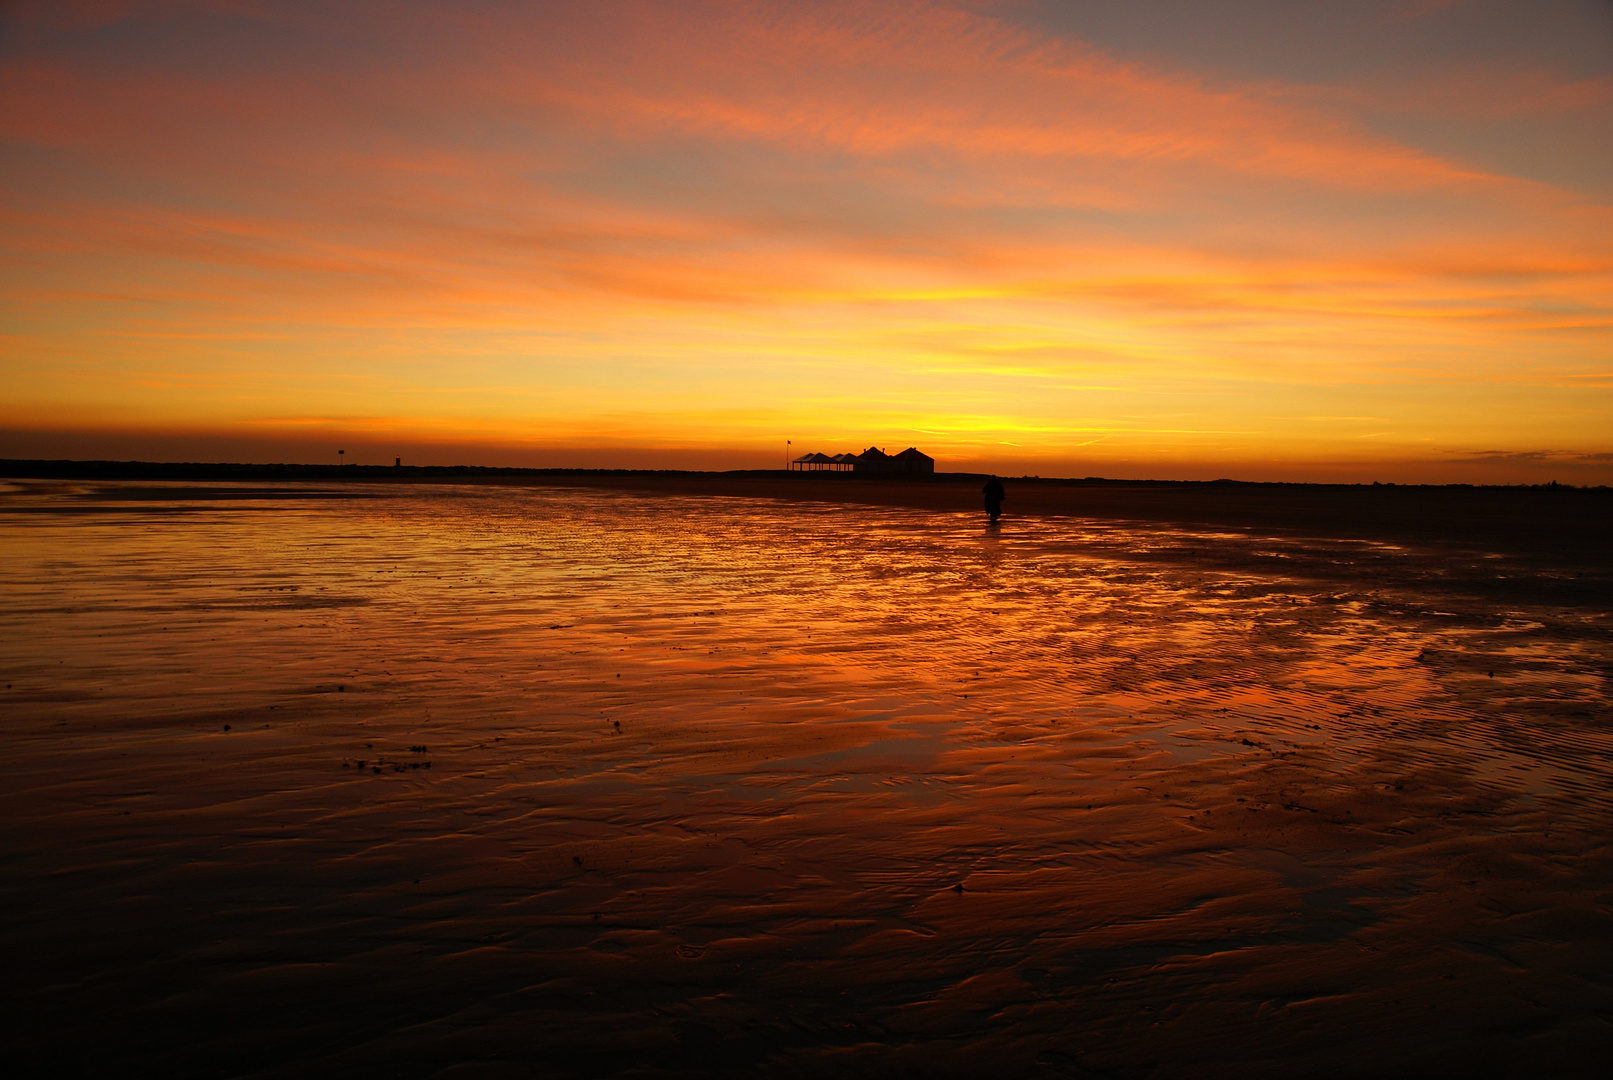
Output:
[[983, 475, 1005, 522]]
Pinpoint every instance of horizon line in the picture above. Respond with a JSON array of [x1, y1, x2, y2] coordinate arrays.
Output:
[[3, 457, 1606, 491]]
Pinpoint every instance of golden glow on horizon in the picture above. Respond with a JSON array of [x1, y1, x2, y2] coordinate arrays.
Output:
[[1, 0, 1611, 481]]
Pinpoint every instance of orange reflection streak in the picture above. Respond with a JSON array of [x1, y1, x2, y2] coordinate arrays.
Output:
[[3, 482, 1611, 1067]]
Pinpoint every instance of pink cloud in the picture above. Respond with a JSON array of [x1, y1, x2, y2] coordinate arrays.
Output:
[[1, 0, 1608, 474]]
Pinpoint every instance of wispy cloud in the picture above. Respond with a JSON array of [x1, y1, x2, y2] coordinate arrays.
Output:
[[0, 0, 1609, 477], [1446, 449, 1613, 465]]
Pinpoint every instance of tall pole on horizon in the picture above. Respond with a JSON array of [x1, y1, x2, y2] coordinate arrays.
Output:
[[786, 439, 790, 472]]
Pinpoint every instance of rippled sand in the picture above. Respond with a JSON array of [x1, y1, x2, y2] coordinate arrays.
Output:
[[4, 479, 1611, 1077]]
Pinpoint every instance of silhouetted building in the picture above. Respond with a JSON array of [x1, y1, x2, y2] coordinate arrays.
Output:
[[856, 446, 934, 475], [790, 452, 852, 472], [892, 447, 934, 475], [854, 446, 891, 472], [789, 445, 936, 474]]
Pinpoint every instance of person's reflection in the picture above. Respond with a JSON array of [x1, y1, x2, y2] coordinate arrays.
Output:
[[983, 475, 1005, 522]]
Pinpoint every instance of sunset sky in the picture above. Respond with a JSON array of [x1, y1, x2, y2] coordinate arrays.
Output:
[[2, 0, 1611, 481]]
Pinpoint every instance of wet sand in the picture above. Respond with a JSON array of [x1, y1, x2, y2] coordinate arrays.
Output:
[[8, 460, 1611, 562], [3, 478, 1612, 1077]]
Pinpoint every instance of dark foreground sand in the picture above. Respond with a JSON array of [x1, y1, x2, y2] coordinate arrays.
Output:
[[3, 476, 1611, 1077]]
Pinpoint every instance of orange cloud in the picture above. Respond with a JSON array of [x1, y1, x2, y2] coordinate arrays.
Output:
[[1, 0, 1609, 479]]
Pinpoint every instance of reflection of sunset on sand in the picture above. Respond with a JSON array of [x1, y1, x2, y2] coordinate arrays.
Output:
[[4, 481, 1610, 1074], [3, 0, 1609, 1070]]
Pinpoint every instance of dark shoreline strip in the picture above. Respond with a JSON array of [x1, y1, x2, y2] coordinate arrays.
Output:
[[3, 458, 1610, 563]]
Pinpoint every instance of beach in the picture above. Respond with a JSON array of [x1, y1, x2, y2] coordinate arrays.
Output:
[[3, 475, 1612, 1076]]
